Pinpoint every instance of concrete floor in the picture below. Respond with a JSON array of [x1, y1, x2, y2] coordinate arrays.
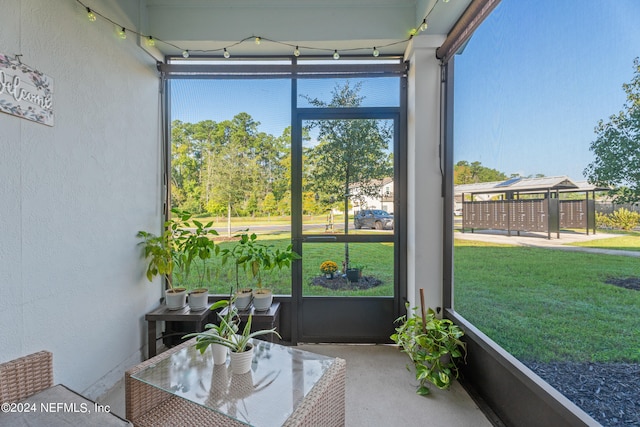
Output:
[[98, 343, 492, 426]]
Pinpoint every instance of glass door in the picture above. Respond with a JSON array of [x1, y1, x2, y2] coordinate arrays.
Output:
[[292, 109, 403, 342]]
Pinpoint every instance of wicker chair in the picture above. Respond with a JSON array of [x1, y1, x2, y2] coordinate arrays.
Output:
[[0, 350, 53, 404], [0, 350, 133, 426]]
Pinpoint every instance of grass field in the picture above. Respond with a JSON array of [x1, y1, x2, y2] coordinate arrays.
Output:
[[175, 225, 640, 362], [569, 231, 640, 252], [454, 238, 640, 363], [176, 238, 394, 297]]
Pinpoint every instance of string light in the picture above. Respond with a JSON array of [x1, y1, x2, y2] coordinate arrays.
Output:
[[86, 7, 96, 22], [74, 0, 449, 58]]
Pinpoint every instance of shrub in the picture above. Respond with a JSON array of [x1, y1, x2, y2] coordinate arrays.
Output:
[[609, 208, 640, 230]]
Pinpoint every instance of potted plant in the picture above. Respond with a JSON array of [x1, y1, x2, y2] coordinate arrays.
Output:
[[138, 209, 220, 311], [184, 294, 281, 374], [320, 260, 338, 279], [220, 234, 254, 311], [185, 291, 240, 364], [346, 263, 364, 283], [391, 292, 467, 396], [174, 211, 220, 311], [222, 233, 300, 312], [137, 216, 188, 310]]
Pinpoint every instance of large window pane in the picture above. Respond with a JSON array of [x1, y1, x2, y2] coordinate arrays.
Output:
[[170, 78, 292, 294], [452, 2, 640, 426]]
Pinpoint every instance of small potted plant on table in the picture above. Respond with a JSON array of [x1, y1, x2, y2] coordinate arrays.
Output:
[[222, 233, 300, 312], [174, 211, 219, 311], [138, 209, 220, 311], [137, 215, 187, 310], [184, 293, 281, 374]]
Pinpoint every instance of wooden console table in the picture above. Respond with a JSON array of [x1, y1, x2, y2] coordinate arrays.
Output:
[[144, 303, 214, 359]]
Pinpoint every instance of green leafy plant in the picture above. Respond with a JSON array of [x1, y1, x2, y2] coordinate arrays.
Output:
[[221, 232, 300, 291], [137, 209, 219, 291], [391, 303, 467, 395], [184, 292, 281, 353]]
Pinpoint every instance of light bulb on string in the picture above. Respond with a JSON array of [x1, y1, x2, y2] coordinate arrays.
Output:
[[293, 46, 300, 57], [333, 50, 340, 60], [255, 37, 261, 45], [86, 7, 96, 22], [147, 36, 155, 47], [372, 47, 380, 57], [223, 48, 230, 58], [118, 27, 126, 39], [420, 19, 428, 32], [443, 0, 450, 2], [182, 50, 190, 58], [409, 28, 418, 37]]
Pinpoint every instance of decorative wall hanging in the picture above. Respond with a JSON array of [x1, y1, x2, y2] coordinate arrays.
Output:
[[0, 54, 54, 126]]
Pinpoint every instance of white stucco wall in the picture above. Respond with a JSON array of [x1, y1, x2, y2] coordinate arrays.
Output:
[[405, 35, 446, 313], [0, 0, 162, 398]]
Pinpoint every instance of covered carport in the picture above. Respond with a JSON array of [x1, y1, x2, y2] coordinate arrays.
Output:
[[455, 176, 605, 239]]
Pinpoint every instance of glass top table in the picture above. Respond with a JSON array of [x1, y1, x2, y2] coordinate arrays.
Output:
[[131, 339, 340, 427]]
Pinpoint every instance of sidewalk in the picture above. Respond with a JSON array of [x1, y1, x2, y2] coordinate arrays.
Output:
[[454, 229, 640, 258]]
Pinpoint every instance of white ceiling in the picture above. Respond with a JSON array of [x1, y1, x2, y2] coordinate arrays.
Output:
[[140, 0, 471, 57]]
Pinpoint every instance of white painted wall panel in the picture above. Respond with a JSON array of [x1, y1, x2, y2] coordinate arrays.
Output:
[[0, 0, 162, 398], [405, 35, 446, 313]]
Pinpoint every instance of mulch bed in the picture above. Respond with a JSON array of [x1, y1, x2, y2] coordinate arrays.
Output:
[[310, 275, 382, 290], [524, 361, 640, 426], [605, 276, 640, 291]]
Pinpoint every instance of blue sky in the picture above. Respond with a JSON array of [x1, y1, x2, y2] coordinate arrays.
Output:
[[170, 1, 640, 182], [454, 0, 640, 181], [171, 77, 399, 140]]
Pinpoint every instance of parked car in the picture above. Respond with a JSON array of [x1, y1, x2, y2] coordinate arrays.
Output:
[[354, 209, 394, 230]]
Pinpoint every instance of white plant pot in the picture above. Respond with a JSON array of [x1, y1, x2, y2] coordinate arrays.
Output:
[[252, 289, 273, 312], [188, 288, 209, 311], [211, 343, 228, 365], [165, 288, 187, 310], [230, 343, 254, 374], [235, 290, 253, 311]]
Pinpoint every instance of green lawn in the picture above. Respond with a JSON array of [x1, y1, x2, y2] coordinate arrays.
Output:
[[176, 238, 395, 297], [569, 231, 640, 252], [454, 239, 640, 363]]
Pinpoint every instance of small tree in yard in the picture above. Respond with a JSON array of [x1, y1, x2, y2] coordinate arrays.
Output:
[[585, 58, 640, 204], [303, 82, 393, 269]]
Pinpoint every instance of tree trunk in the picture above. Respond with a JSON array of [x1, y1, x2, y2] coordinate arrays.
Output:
[[227, 201, 232, 238]]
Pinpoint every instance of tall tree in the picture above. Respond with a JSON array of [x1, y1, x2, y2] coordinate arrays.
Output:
[[584, 57, 640, 203], [454, 160, 507, 184], [303, 82, 393, 268]]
